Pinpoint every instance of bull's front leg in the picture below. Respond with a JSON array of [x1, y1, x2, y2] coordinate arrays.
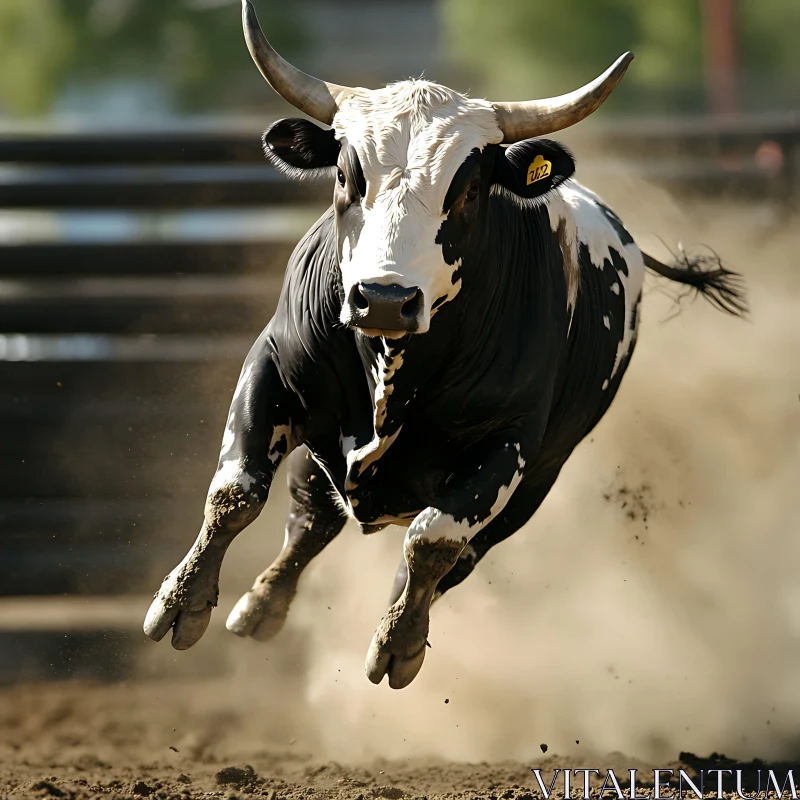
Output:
[[143, 337, 296, 650], [365, 437, 527, 689]]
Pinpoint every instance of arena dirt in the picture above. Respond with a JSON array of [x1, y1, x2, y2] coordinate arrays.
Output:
[[0, 681, 790, 800]]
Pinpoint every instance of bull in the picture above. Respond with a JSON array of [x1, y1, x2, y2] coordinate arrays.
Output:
[[144, 0, 746, 688]]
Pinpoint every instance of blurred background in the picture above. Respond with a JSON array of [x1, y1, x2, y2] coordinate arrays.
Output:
[[1, 0, 800, 774]]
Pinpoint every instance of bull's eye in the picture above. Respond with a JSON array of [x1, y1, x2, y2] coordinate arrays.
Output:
[[337, 168, 346, 187], [465, 183, 479, 203]]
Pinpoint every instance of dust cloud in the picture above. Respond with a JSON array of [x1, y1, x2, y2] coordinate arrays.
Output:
[[138, 176, 800, 767]]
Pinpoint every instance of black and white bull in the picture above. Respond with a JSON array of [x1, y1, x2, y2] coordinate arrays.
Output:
[[144, 1, 746, 688]]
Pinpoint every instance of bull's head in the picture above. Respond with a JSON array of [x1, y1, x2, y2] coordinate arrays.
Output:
[[243, 0, 632, 337]]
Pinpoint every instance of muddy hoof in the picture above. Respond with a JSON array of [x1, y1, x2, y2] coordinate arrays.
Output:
[[366, 643, 426, 689], [364, 604, 429, 689], [143, 566, 219, 649], [225, 575, 295, 642]]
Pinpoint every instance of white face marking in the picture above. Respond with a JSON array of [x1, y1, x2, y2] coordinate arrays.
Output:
[[547, 182, 645, 378], [332, 81, 503, 333], [603, 315, 611, 330]]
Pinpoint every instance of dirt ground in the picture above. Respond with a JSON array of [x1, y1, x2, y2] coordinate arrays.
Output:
[[0, 681, 788, 800]]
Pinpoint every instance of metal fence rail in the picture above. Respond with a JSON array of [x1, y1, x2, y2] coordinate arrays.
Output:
[[0, 126, 327, 598]]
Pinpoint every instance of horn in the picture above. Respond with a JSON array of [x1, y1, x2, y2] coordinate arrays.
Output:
[[493, 52, 634, 143], [242, 0, 353, 124]]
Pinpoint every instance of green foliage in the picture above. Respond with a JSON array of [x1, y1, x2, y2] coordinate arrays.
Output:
[[738, 0, 800, 109], [0, 0, 301, 117], [441, 0, 797, 113], [0, 0, 76, 115], [1, 0, 796, 118]]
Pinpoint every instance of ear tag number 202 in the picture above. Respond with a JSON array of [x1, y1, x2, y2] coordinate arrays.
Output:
[[526, 155, 552, 185]]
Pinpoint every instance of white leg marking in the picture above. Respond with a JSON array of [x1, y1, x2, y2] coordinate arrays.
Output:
[[407, 445, 526, 545], [220, 412, 235, 455], [209, 459, 257, 494]]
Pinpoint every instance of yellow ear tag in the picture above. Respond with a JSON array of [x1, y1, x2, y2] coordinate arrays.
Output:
[[526, 154, 552, 185]]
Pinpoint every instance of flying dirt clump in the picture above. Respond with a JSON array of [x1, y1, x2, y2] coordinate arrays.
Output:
[[602, 470, 659, 525], [215, 765, 261, 788]]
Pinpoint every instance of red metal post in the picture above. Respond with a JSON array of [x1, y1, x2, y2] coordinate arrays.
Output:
[[703, 0, 740, 115]]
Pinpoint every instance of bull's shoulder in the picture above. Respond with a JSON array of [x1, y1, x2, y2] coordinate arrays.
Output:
[[264, 207, 370, 428], [546, 181, 642, 272], [545, 180, 644, 320]]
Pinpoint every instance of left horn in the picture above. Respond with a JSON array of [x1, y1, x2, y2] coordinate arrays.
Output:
[[492, 52, 634, 143], [242, 0, 353, 124]]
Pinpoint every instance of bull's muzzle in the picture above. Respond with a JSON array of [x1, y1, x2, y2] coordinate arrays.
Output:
[[345, 282, 423, 334]]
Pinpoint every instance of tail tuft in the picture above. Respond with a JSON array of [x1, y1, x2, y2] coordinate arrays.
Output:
[[643, 245, 748, 318]]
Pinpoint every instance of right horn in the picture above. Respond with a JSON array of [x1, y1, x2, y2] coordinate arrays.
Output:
[[492, 52, 634, 143], [242, 0, 354, 124]]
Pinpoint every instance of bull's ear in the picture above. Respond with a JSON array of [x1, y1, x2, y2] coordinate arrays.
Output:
[[491, 138, 575, 199], [262, 118, 340, 180]]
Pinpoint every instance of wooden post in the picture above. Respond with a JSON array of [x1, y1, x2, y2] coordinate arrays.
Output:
[[703, 0, 740, 115]]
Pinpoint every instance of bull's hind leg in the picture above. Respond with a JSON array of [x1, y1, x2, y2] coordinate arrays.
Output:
[[366, 437, 540, 689], [386, 474, 559, 607], [144, 335, 296, 650], [226, 446, 347, 640]]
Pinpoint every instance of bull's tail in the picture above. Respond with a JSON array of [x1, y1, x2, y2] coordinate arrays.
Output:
[[642, 246, 748, 317]]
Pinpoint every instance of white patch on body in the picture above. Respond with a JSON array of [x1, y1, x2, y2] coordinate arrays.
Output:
[[346, 429, 401, 492], [345, 344, 405, 492], [603, 315, 611, 330], [406, 445, 526, 546], [339, 431, 357, 457], [267, 423, 293, 466], [546, 182, 645, 379], [332, 81, 503, 332], [373, 348, 404, 429]]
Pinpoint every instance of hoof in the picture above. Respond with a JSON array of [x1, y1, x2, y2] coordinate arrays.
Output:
[[143, 564, 219, 649], [364, 603, 429, 689], [365, 638, 426, 689], [225, 574, 295, 642], [144, 594, 214, 650]]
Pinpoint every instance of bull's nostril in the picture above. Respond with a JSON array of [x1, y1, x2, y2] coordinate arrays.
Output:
[[347, 283, 422, 332], [353, 286, 369, 311], [401, 290, 422, 321]]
